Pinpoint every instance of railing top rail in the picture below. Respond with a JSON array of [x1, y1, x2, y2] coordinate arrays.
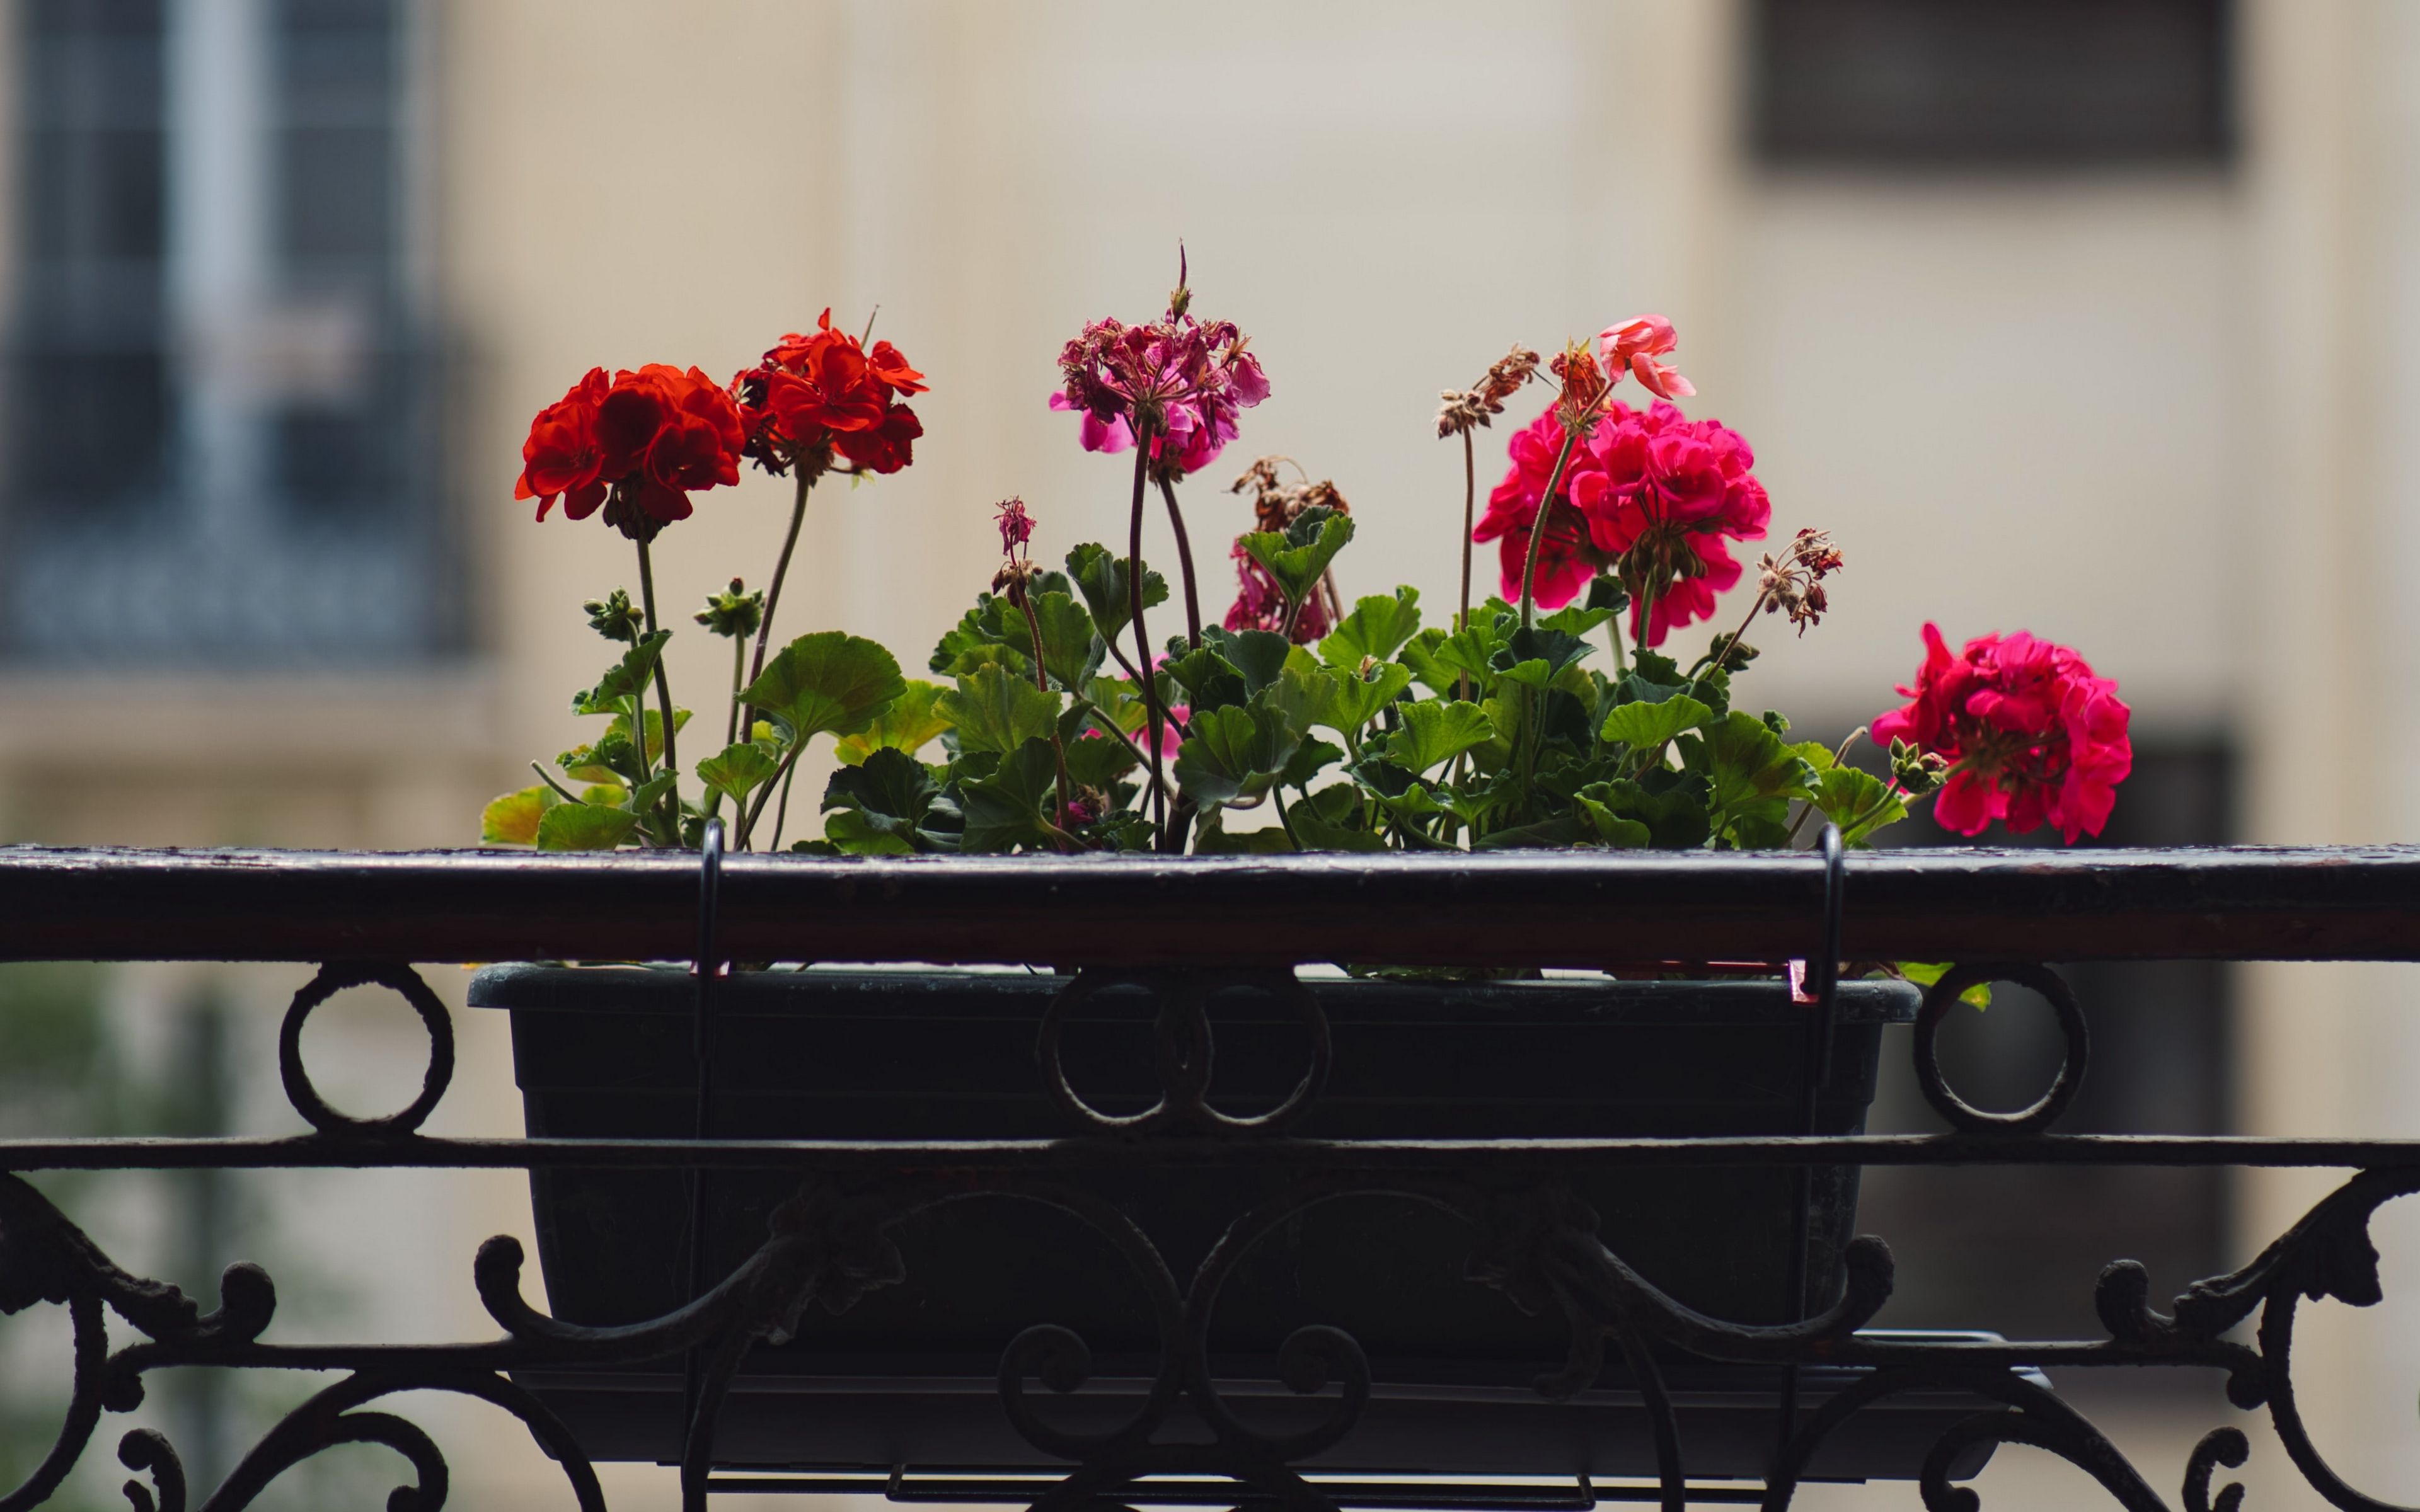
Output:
[[4, 842, 2417, 965]]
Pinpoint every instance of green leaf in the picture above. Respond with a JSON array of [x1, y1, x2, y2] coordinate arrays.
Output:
[[1194, 808, 1298, 853], [1310, 662, 1413, 742], [1475, 815, 1590, 849], [1279, 735, 1345, 789], [1027, 592, 1105, 689], [573, 631, 672, 716], [1066, 542, 1168, 644], [1160, 644, 1248, 714], [1400, 619, 1509, 697], [957, 736, 1065, 853], [1681, 711, 1818, 847], [1811, 764, 1908, 847], [1385, 699, 1495, 776], [1901, 961, 1993, 1010], [936, 664, 1063, 756], [930, 595, 1019, 675], [823, 808, 916, 856], [625, 771, 677, 816], [1572, 793, 1652, 848], [1577, 777, 1711, 850], [1240, 508, 1355, 607], [822, 747, 959, 853], [1600, 694, 1714, 754], [602, 707, 689, 767], [1291, 811, 1390, 852], [742, 632, 908, 746], [1320, 587, 1424, 669], [536, 802, 642, 852], [1064, 726, 1141, 790], [1536, 601, 1615, 638], [697, 742, 781, 805], [1204, 627, 1293, 696], [1173, 703, 1300, 807], [833, 679, 955, 765], [579, 782, 628, 808], [556, 745, 625, 785], [480, 786, 558, 846], [1493, 626, 1591, 682]]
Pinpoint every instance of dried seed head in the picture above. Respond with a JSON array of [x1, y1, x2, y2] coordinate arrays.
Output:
[[1756, 527, 1845, 636], [1437, 345, 1541, 440]]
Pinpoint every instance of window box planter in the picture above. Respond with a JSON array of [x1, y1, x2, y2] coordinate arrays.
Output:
[[470, 963, 2002, 1482]]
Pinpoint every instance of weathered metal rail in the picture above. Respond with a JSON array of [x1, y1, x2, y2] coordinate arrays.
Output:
[[3, 842, 2419, 963]]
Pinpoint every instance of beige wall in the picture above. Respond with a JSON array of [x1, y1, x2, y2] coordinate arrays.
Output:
[[19, 1, 2420, 1506]]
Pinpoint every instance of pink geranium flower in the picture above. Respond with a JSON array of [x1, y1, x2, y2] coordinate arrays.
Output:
[[1473, 400, 1770, 646], [1872, 624, 2133, 844], [1600, 314, 1694, 401]]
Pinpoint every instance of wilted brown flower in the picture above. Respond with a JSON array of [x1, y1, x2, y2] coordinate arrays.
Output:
[[1550, 339, 1608, 434], [1436, 344, 1541, 438], [1755, 527, 1843, 636], [1230, 456, 1350, 533]]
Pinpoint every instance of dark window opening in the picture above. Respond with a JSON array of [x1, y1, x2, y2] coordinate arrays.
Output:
[[1749, 0, 2235, 168]]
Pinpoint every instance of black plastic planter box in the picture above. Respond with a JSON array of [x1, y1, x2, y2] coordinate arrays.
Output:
[[471, 965, 1991, 1481]]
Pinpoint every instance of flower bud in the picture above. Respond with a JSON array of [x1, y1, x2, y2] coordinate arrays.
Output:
[[694, 578, 764, 639], [584, 588, 643, 643]]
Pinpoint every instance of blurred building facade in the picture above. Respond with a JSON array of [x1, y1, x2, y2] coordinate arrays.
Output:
[[1, 1, 2417, 1506]]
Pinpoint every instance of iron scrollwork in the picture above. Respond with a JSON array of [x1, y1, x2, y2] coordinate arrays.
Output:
[[7, 929, 2420, 1511]]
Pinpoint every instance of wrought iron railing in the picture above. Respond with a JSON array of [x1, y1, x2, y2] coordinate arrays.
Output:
[[3, 839, 2418, 1511]]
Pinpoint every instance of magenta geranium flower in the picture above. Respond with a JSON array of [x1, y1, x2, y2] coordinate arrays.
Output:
[[1050, 294, 1269, 481]]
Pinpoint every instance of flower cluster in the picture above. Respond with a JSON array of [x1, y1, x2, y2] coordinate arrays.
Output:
[[491, 279, 2131, 863], [1475, 401, 1770, 644], [515, 365, 747, 538], [1051, 297, 1270, 481], [732, 309, 927, 479], [1872, 625, 2134, 843]]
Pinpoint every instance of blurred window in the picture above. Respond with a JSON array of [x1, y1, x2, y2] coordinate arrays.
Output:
[[2, 0, 449, 666], [1858, 741, 2237, 1345], [1749, 0, 2235, 168]]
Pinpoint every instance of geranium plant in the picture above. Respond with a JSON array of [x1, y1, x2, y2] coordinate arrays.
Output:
[[482, 270, 2131, 860]]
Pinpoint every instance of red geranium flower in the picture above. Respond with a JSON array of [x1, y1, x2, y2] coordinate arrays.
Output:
[[734, 309, 926, 479], [516, 364, 744, 536], [514, 367, 611, 521], [1871, 624, 2133, 844]]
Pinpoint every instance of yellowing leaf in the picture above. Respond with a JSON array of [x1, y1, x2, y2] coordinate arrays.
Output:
[[480, 786, 558, 846]]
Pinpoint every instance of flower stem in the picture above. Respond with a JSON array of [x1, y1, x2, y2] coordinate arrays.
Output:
[[1457, 429, 1475, 702], [1517, 428, 1582, 629], [1458, 431, 1475, 634], [1022, 592, 1075, 830], [635, 536, 679, 842], [743, 469, 814, 733], [1272, 787, 1303, 849], [724, 636, 746, 750], [1127, 437, 1167, 850], [1155, 472, 1203, 648], [737, 733, 810, 849], [1073, 695, 1163, 806], [768, 759, 802, 850]]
